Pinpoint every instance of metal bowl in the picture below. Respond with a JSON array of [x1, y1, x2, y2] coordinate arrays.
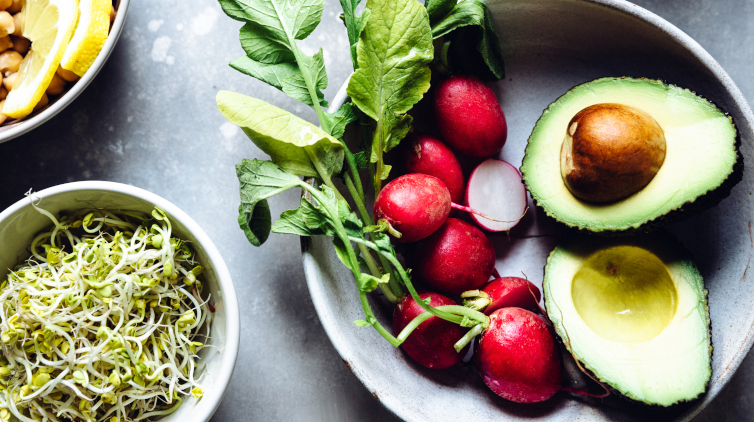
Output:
[[0, 0, 130, 143], [301, 0, 754, 420]]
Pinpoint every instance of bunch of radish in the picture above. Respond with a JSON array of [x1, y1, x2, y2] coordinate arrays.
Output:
[[380, 75, 602, 404]]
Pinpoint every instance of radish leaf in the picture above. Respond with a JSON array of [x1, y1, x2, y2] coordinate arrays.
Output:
[[218, 91, 344, 178], [346, 0, 433, 189], [429, 0, 505, 79]]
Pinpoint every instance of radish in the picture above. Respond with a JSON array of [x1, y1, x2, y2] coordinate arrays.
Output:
[[410, 218, 496, 295], [474, 308, 561, 403], [393, 292, 469, 369], [373, 174, 451, 243], [401, 133, 465, 204], [434, 75, 507, 157], [466, 159, 527, 232], [375, 173, 517, 243], [462, 277, 541, 314]]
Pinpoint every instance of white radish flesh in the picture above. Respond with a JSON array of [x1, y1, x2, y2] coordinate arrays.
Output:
[[466, 159, 527, 232]]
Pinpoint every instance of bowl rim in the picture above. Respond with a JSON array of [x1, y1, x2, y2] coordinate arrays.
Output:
[[301, 0, 754, 420], [0, 180, 241, 422], [0, 0, 131, 144]]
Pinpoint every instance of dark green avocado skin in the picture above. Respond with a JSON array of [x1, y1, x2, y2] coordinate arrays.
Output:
[[543, 231, 713, 408], [523, 77, 744, 236]]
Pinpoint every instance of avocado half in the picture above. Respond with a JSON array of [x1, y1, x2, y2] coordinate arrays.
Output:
[[522, 77, 742, 233], [543, 233, 711, 406]]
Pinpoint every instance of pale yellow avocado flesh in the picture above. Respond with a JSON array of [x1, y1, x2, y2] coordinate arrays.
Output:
[[544, 235, 711, 406], [522, 77, 738, 231]]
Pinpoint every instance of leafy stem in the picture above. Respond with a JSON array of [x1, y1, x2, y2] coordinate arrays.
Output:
[[349, 236, 489, 326]]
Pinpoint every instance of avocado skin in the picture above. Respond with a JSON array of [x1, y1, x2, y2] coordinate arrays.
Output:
[[522, 77, 744, 235], [543, 231, 713, 407]]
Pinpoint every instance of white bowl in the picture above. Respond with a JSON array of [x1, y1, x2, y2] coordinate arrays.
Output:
[[0, 0, 130, 144], [302, 0, 754, 421], [0, 181, 240, 422]]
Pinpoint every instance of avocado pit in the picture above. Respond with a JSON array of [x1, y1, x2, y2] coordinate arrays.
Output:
[[560, 103, 666, 203]]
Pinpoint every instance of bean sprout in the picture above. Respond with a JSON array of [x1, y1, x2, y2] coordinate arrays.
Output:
[[0, 206, 211, 422]]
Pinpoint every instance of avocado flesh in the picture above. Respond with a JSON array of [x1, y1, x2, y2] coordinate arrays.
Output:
[[522, 77, 739, 232], [544, 234, 711, 406]]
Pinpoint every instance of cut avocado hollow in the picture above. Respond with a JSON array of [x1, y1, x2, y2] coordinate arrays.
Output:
[[543, 234, 711, 406], [522, 77, 742, 233]]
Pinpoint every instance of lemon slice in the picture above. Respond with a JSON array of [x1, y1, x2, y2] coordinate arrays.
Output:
[[3, 0, 79, 119], [61, 0, 110, 77]]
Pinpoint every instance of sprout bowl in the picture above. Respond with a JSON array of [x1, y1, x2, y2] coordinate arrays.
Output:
[[0, 181, 240, 421]]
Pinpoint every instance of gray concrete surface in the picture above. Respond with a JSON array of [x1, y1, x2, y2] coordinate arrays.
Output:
[[0, 0, 750, 420]]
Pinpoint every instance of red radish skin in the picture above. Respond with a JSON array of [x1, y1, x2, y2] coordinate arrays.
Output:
[[410, 218, 496, 295], [475, 308, 562, 403], [402, 133, 465, 204], [374, 174, 451, 243], [466, 159, 528, 232], [434, 75, 508, 157], [393, 292, 468, 369], [483, 277, 542, 314]]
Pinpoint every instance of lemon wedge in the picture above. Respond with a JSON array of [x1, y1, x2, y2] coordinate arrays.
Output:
[[61, 0, 110, 77], [3, 0, 79, 119]]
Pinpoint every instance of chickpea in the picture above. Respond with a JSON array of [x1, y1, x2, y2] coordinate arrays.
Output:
[[3, 71, 16, 91], [0, 50, 21, 73], [10, 36, 27, 55], [11, 11, 21, 37], [7, 0, 21, 14], [0, 12, 14, 38], [46, 73, 66, 96], [110, 4, 116, 22], [0, 0, 11, 11], [33, 93, 48, 111], [0, 35, 11, 52], [56, 66, 79, 82], [0, 85, 8, 100], [0, 100, 7, 125]]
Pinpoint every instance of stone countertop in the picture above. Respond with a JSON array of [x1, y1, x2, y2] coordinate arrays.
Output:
[[0, 0, 751, 420]]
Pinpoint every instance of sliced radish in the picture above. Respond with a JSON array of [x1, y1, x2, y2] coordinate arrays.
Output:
[[466, 159, 527, 232]]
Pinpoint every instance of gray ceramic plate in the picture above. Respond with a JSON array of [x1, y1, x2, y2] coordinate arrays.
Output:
[[301, 0, 754, 420]]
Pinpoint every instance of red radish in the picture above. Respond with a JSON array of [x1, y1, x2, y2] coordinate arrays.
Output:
[[410, 218, 495, 295], [401, 133, 465, 204], [475, 308, 561, 403], [483, 277, 541, 314], [374, 173, 508, 243], [434, 75, 507, 157], [393, 292, 469, 369], [466, 159, 527, 232], [374, 174, 451, 243]]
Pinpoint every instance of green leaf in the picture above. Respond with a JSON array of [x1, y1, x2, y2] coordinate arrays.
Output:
[[271, 205, 318, 237], [337, 198, 364, 238], [347, 0, 433, 183], [218, 91, 344, 177], [357, 273, 390, 293], [235, 159, 304, 246], [426, 0, 456, 23], [430, 0, 505, 80], [222, 0, 330, 109], [219, 0, 323, 41], [353, 319, 373, 327], [338, 0, 369, 67], [280, 49, 328, 107], [353, 151, 368, 170], [322, 103, 358, 140], [230, 57, 300, 91], [238, 202, 272, 246], [239, 23, 295, 64]]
